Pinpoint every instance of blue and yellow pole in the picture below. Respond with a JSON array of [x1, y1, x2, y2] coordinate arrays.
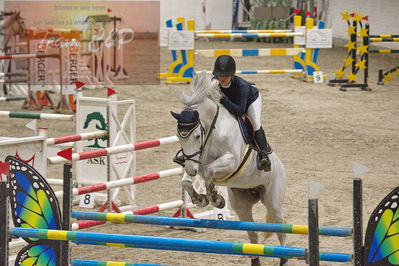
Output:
[[71, 211, 352, 237]]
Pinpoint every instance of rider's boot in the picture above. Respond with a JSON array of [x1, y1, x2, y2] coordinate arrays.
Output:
[[173, 149, 185, 167], [254, 127, 271, 172]]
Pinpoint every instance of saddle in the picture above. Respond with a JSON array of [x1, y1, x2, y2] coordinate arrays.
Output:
[[236, 114, 272, 154]]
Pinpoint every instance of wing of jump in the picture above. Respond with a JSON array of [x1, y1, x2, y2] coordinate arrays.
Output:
[[6, 156, 62, 266], [364, 185, 399, 265]]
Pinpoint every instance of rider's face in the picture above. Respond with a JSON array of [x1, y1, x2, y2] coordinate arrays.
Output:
[[217, 75, 232, 87]]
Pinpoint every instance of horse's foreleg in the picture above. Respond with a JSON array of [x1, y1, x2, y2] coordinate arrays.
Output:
[[204, 182, 225, 209], [200, 154, 236, 209], [203, 153, 236, 180], [181, 172, 209, 207]]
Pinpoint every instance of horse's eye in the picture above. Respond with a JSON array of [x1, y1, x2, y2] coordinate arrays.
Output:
[[195, 135, 200, 140]]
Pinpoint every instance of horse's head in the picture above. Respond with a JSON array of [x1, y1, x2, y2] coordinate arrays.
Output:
[[171, 108, 203, 176], [12, 11, 26, 35], [171, 72, 222, 176], [1, 10, 26, 48]]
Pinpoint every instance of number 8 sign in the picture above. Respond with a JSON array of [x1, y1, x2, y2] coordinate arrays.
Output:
[[79, 193, 96, 208]]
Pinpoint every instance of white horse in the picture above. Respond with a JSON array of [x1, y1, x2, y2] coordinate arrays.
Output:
[[171, 72, 287, 266], [0, 11, 26, 95], [0, 11, 26, 52]]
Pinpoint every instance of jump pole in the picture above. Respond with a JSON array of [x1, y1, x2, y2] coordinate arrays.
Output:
[[197, 69, 303, 75], [70, 259, 166, 266], [71, 200, 184, 230], [195, 29, 293, 34], [54, 168, 183, 198], [46, 130, 107, 145], [48, 136, 179, 164], [0, 110, 73, 120], [0, 53, 59, 60], [9, 228, 352, 262], [0, 96, 27, 101], [195, 32, 303, 38], [71, 211, 352, 237]]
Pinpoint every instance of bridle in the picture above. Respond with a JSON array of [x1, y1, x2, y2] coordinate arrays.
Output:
[[176, 105, 219, 165]]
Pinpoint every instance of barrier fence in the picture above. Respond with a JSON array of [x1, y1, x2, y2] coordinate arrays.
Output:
[[0, 164, 398, 265], [329, 12, 399, 90], [159, 14, 325, 83], [8, 228, 352, 262]]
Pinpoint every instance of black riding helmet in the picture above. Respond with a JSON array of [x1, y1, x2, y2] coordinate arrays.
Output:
[[212, 55, 236, 76]]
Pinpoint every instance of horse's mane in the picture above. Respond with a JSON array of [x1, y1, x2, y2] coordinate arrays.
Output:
[[180, 71, 222, 108]]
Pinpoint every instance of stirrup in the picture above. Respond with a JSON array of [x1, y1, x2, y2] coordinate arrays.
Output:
[[173, 149, 185, 167]]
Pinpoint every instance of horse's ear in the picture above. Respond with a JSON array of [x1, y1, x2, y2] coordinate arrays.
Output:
[[193, 110, 199, 121], [170, 111, 181, 121]]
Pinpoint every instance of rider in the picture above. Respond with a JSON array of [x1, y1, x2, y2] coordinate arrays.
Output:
[[174, 55, 272, 171], [212, 55, 271, 171]]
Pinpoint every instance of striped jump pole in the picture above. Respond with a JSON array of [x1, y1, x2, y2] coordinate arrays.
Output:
[[0, 96, 26, 101], [195, 32, 303, 38], [29, 26, 81, 33], [71, 259, 169, 266], [195, 48, 304, 57], [369, 49, 399, 53], [0, 72, 28, 77], [71, 212, 352, 237], [9, 228, 352, 262], [0, 111, 73, 120], [46, 130, 107, 145], [196, 69, 303, 75], [71, 200, 184, 230], [196, 30, 293, 34], [55, 168, 183, 198], [0, 53, 59, 60], [48, 136, 179, 164], [369, 34, 399, 38], [370, 37, 399, 42]]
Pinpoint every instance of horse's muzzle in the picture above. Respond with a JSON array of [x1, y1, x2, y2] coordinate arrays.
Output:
[[185, 165, 198, 177]]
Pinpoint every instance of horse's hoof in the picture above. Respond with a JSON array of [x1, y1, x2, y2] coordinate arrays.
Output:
[[251, 257, 261, 266], [193, 194, 209, 207], [279, 258, 288, 265], [212, 194, 225, 209]]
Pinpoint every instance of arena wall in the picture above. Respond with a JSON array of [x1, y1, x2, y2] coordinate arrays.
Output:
[[160, 0, 232, 30]]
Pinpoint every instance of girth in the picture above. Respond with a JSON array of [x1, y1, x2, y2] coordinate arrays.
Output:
[[212, 145, 254, 185]]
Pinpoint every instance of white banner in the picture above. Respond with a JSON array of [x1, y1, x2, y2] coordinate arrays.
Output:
[[306, 29, 333, 48], [29, 40, 48, 91], [76, 97, 109, 184], [61, 39, 80, 95], [168, 30, 194, 50]]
